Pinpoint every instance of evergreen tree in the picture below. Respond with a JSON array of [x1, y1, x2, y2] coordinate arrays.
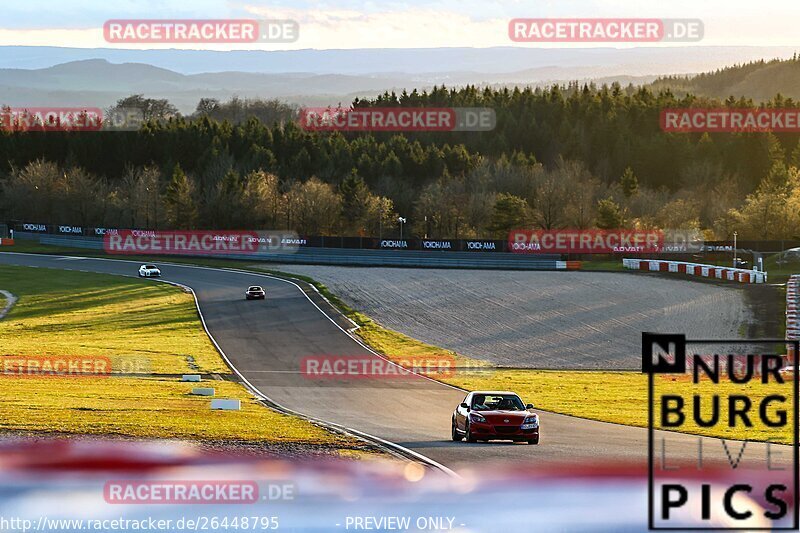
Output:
[[791, 139, 800, 169], [164, 163, 198, 229], [620, 167, 639, 198], [595, 197, 624, 229], [489, 194, 530, 236], [339, 170, 370, 226]]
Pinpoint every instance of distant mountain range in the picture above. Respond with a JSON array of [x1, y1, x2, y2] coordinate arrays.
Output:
[[0, 45, 796, 113], [2, 45, 796, 75]]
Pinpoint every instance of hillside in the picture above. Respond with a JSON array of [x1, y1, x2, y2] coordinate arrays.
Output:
[[0, 46, 798, 112], [651, 55, 800, 101]]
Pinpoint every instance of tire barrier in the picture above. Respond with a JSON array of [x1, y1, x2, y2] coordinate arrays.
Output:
[[787, 275, 799, 364], [621, 258, 767, 283], [556, 261, 582, 270], [15, 233, 582, 271]]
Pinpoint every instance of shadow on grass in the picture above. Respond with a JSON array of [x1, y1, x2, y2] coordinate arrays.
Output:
[[0, 266, 205, 357], [0, 268, 197, 326]]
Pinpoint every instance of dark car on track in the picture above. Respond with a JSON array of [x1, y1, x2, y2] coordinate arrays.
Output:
[[452, 391, 539, 444], [245, 286, 266, 300]]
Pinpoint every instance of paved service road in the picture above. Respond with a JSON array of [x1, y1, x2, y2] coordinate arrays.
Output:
[[0, 253, 789, 471]]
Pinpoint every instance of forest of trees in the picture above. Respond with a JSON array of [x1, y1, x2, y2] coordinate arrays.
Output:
[[651, 53, 800, 101], [3, 72, 800, 240]]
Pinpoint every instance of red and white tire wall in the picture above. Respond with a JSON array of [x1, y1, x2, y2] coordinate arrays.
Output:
[[555, 261, 581, 270], [788, 275, 799, 364], [622, 258, 767, 284]]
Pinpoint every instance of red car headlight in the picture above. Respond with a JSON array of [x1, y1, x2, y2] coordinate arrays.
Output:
[[469, 413, 487, 424], [522, 415, 539, 429]]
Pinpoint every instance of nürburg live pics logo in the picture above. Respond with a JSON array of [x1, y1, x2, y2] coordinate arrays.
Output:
[[643, 332, 799, 529]]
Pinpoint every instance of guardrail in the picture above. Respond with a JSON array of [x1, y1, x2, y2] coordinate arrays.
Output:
[[15, 233, 582, 271], [622, 258, 767, 283]]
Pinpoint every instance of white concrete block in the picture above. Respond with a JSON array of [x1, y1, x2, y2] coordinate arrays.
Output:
[[182, 374, 201, 382], [191, 388, 215, 396], [211, 399, 241, 410]]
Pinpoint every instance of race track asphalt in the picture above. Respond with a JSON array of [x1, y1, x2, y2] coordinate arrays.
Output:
[[0, 252, 790, 472], [271, 265, 754, 369]]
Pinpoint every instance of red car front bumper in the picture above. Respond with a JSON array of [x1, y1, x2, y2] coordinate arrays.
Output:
[[469, 421, 539, 441]]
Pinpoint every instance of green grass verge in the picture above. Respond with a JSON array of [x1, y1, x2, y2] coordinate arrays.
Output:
[[763, 253, 798, 284], [452, 369, 791, 443], [3, 238, 792, 443], [0, 377, 348, 443], [3, 239, 297, 274], [0, 265, 228, 374], [576, 259, 626, 271], [249, 266, 792, 443], [0, 264, 366, 451], [241, 265, 789, 444]]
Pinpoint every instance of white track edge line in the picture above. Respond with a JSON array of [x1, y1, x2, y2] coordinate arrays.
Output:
[[3, 252, 459, 478], [156, 277, 459, 479], [0, 290, 17, 320]]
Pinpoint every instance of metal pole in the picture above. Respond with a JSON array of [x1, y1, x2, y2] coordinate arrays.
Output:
[[733, 231, 737, 267]]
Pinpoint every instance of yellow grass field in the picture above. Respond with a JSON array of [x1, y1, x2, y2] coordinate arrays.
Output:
[[346, 288, 793, 443], [3, 243, 790, 444], [0, 265, 364, 451], [0, 377, 351, 443], [0, 266, 227, 374], [453, 370, 793, 444]]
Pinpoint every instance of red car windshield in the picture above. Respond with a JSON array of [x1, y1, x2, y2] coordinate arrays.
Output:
[[471, 395, 525, 411]]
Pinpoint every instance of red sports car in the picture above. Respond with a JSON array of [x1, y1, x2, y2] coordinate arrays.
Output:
[[451, 391, 539, 444]]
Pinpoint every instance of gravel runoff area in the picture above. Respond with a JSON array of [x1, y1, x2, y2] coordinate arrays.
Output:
[[270, 266, 754, 369]]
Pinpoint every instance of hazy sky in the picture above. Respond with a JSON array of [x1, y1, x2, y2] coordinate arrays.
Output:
[[0, 0, 797, 49]]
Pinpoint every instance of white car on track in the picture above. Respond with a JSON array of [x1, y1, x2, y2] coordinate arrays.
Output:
[[138, 264, 161, 278]]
